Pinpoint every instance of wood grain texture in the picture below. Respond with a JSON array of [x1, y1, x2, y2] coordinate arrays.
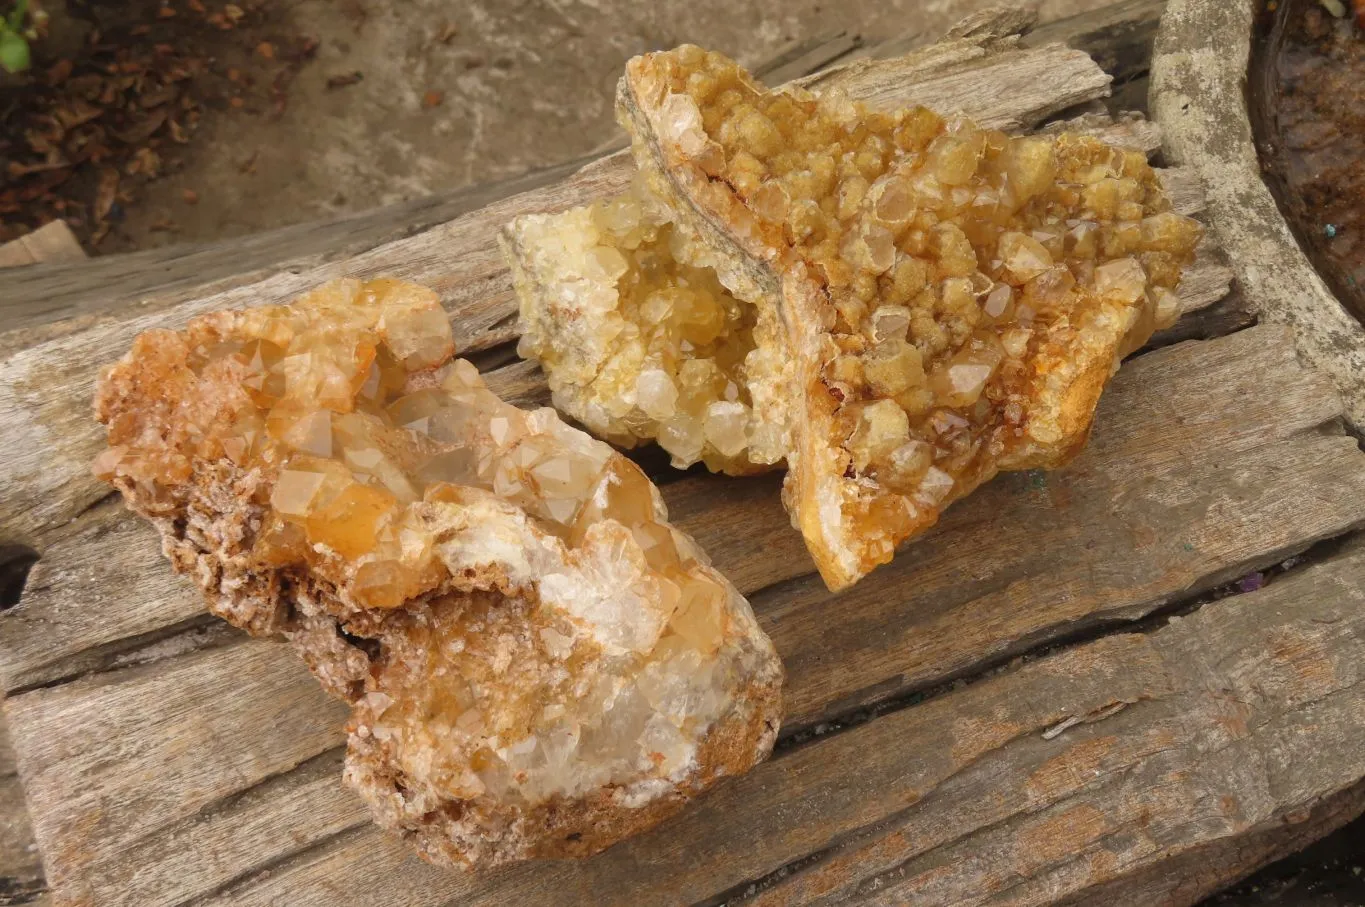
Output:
[[740, 542, 1365, 907], [3, 642, 350, 902], [7, 324, 1363, 907], [1056, 778, 1365, 907], [0, 206, 83, 907], [190, 540, 1365, 907], [0, 713, 44, 907]]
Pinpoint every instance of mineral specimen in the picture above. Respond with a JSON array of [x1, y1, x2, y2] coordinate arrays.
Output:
[[503, 46, 1203, 591], [93, 277, 783, 867]]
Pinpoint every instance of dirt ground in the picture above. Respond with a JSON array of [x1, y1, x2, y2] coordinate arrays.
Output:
[[3, 0, 1108, 253]]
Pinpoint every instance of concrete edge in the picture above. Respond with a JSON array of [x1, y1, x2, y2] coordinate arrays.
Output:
[[1150, 0, 1365, 431]]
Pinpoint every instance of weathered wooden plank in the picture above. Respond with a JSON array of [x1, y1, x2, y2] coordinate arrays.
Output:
[[3, 642, 349, 899], [0, 713, 44, 907], [70, 749, 368, 907], [1025, 0, 1165, 87], [8, 325, 1363, 907], [1148, 285, 1255, 349], [743, 542, 1365, 906], [0, 207, 83, 907], [808, 44, 1110, 132], [190, 539, 1365, 907], [1055, 778, 1365, 907]]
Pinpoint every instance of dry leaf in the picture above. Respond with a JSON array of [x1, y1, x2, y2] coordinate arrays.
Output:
[[326, 71, 363, 89], [7, 160, 71, 178], [111, 107, 168, 145], [53, 99, 104, 130], [138, 84, 179, 108], [127, 147, 162, 177], [256, 41, 275, 60], [422, 89, 444, 109], [94, 168, 120, 222], [47, 59, 74, 85], [182, 188, 199, 205]]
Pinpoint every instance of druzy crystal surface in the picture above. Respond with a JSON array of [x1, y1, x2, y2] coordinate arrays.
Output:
[[504, 46, 1203, 590], [93, 277, 783, 867]]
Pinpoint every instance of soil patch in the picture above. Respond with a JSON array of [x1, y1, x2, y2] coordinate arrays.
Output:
[[0, 0, 313, 252]]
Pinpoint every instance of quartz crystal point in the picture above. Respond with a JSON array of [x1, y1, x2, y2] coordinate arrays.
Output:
[[92, 277, 783, 868], [503, 46, 1203, 591]]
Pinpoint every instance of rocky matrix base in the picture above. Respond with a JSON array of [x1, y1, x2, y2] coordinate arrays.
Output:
[[92, 278, 783, 868], [504, 46, 1203, 591]]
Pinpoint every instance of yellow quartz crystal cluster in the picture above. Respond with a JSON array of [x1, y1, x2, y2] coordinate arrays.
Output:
[[509, 186, 765, 474], [93, 278, 782, 868], [504, 45, 1203, 590]]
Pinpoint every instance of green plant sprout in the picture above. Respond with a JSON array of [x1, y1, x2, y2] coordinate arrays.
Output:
[[1, 0, 32, 75]]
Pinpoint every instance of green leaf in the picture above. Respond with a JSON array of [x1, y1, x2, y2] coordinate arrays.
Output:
[[0, 29, 29, 74], [8, 0, 28, 30]]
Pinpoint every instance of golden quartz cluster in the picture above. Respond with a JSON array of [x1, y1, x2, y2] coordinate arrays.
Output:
[[505, 46, 1203, 590], [93, 278, 782, 867]]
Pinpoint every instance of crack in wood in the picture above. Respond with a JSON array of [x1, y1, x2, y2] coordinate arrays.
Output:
[[6, 613, 230, 698], [772, 522, 1360, 755], [176, 821, 373, 907]]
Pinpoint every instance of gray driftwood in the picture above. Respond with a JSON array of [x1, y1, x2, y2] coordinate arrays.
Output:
[[2, 4, 1363, 906]]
